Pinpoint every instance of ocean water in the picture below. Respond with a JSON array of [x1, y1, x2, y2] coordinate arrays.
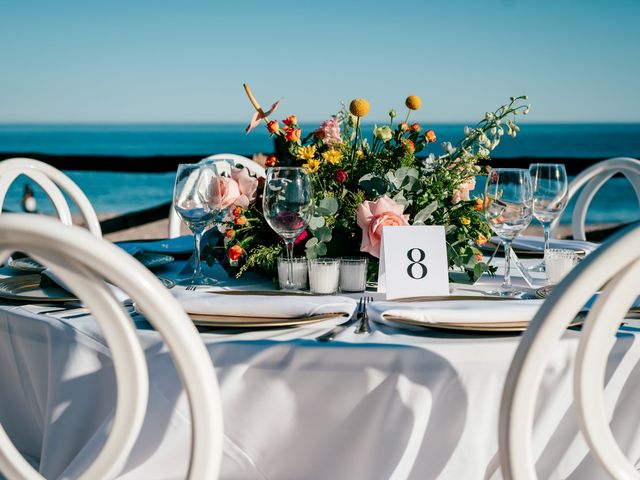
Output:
[[0, 123, 638, 225]]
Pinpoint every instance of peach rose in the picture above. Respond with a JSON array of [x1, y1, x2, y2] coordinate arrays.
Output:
[[230, 166, 259, 208], [209, 177, 241, 210], [356, 195, 410, 258]]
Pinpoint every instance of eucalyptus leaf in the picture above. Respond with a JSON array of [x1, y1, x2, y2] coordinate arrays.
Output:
[[413, 201, 438, 224], [313, 226, 332, 243], [359, 174, 388, 196], [305, 237, 319, 248], [309, 215, 325, 230], [392, 191, 409, 207], [318, 197, 339, 215], [400, 175, 420, 193]]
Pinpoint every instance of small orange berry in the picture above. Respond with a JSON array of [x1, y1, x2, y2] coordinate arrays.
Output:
[[265, 155, 278, 167], [267, 120, 279, 134]]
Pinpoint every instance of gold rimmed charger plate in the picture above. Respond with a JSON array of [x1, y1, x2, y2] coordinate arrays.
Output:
[[0, 274, 77, 302], [0, 274, 175, 303], [190, 312, 347, 328], [383, 315, 584, 332]]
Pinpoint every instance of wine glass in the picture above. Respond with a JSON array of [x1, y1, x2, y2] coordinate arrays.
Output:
[[262, 167, 313, 290], [483, 168, 533, 296], [528, 163, 568, 272], [173, 163, 222, 285]]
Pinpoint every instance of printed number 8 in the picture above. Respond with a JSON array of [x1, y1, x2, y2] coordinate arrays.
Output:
[[407, 248, 428, 280]]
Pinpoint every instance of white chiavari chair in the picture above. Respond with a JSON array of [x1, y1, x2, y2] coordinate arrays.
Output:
[[0, 157, 102, 237], [550, 157, 640, 241], [0, 214, 223, 479], [500, 222, 640, 479]]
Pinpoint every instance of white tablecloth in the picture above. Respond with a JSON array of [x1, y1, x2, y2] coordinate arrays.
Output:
[[1, 256, 640, 479]]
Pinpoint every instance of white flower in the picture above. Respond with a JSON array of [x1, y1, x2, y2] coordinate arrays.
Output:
[[523, 105, 530, 115], [485, 112, 494, 121], [523, 95, 528, 100], [490, 138, 500, 150], [497, 127, 504, 136], [479, 147, 490, 157], [441, 141, 456, 154], [464, 126, 471, 136], [490, 127, 497, 135], [424, 153, 437, 171], [373, 125, 392, 142]]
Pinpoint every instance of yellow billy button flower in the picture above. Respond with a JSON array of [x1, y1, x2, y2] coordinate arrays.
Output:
[[303, 158, 321, 173], [460, 216, 471, 225], [297, 145, 317, 161], [349, 98, 370, 117], [405, 95, 422, 111], [322, 149, 342, 165]]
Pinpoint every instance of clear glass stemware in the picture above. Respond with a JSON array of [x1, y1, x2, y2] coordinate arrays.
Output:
[[262, 167, 313, 290], [483, 168, 534, 296], [528, 163, 568, 272], [173, 162, 221, 285]]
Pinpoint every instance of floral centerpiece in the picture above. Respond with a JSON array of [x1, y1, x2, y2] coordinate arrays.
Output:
[[205, 85, 529, 282]]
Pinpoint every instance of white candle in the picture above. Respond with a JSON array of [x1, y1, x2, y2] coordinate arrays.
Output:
[[339, 257, 368, 292], [545, 248, 577, 284], [277, 257, 308, 290], [308, 259, 340, 295]]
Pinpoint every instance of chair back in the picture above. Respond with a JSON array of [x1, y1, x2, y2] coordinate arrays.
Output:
[[499, 223, 640, 479], [0, 215, 222, 480], [550, 157, 640, 240], [0, 157, 102, 237], [168, 154, 265, 238]]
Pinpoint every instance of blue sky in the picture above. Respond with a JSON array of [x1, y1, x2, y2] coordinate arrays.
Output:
[[1, 0, 639, 124]]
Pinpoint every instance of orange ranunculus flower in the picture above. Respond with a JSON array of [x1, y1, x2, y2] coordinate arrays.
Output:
[[399, 122, 409, 132], [228, 244, 244, 261], [425, 128, 436, 143], [225, 229, 235, 239], [283, 115, 298, 127], [285, 128, 302, 142], [403, 139, 415, 152], [476, 233, 487, 246], [475, 252, 483, 262], [267, 120, 279, 134], [265, 155, 278, 167], [410, 123, 421, 132], [234, 216, 247, 226], [232, 206, 243, 217], [474, 198, 484, 211]]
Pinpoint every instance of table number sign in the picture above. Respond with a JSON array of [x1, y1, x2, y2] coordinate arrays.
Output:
[[378, 225, 449, 299]]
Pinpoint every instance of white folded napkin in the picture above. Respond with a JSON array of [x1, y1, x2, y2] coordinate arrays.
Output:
[[369, 299, 544, 326], [491, 235, 598, 254], [172, 288, 358, 319], [42, 269, 130, 303]]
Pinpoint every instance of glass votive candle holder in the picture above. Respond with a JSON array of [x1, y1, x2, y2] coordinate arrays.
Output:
[[277, 257, 308, 290], [339, 257, 368, 292], [545, 248, 578, 284], [308, 258, 340, 295]]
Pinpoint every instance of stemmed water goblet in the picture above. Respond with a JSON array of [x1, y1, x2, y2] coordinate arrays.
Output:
[[483, 168, 533, 296], [528, 163, 568, 272], [173, 162, 225, 285], [262, 167, 313, 290]]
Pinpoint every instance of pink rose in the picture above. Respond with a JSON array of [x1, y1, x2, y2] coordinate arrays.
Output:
[[356, 195, 410, 258], [209, 177, 241, 209], [230, 166, 259, 208], [452, 176, 476, 204]]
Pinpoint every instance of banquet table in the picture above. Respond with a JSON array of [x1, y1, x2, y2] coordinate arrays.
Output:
[[1, 246, 640, 480]]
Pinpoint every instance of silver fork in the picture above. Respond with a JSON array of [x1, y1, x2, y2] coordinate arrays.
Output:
[[316, 296, 365, 342], [354, 296, 373, 334]]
